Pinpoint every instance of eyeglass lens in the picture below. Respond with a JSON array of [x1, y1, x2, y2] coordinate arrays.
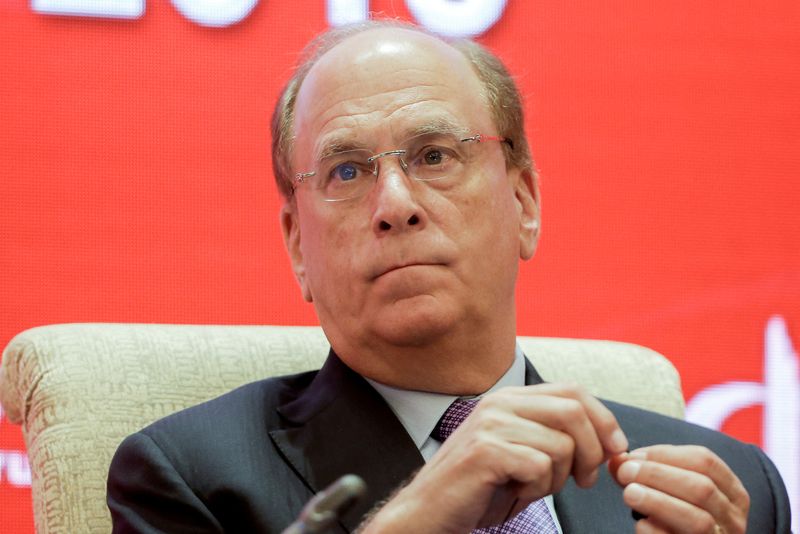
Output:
[[312, 132, 478, 202]]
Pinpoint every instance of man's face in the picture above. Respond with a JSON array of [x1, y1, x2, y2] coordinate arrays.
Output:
[[282, 28, 539, 371]]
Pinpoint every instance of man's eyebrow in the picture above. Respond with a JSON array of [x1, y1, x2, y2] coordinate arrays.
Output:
[[313, 118, 467, 161], [315, 139, 371, 161]]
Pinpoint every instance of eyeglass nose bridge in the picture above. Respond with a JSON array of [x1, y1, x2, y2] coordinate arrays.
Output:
[[367, 149, 409, 176]]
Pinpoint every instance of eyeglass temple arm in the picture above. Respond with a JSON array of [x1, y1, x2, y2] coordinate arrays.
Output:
[[460, 133, 514, 151]]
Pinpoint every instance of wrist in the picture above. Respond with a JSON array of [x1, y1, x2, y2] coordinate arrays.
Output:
[[357, 483, 460, 534]]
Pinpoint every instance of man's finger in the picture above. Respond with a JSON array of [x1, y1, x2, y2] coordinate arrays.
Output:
[[634, 518, 671, 534], [498, 394, 602, 484], [512, 383, 629, 455], [629, 445, 750, 510], [449, 407, 576, 493], [623, 483, 722, 533], [497, 385, 627, 482], [616, 459, 733, 525]]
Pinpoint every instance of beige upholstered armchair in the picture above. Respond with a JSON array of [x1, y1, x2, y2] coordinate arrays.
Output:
[[0, 323, 685, 533]]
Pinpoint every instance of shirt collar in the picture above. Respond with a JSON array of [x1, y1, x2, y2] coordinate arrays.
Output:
[[366, 344, 527, 450]]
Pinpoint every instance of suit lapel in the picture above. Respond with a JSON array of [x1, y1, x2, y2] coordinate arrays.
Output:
[[269, 351, 424, 532], [523, 356, 546, 386], [271, 353, 637, 532]]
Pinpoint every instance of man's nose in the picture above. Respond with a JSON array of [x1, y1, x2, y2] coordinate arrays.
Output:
[[370, 157, 427, 234]]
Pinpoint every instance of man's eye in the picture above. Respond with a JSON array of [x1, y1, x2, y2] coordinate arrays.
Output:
[[423, 148, 444, 165], [332, 163, 360, 182], [416, 145, 459, 167]]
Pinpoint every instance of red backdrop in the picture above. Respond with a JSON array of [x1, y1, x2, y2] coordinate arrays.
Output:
[[1, 1, 798, 531]]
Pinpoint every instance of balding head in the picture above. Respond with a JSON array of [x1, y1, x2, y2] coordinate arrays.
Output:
[[271, 20, 533, 200]]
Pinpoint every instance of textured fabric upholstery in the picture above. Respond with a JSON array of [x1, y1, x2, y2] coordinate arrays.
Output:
[[0, 323, 684, 534]]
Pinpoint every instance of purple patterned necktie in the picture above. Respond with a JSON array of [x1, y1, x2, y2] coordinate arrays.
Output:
[[432, 399, 560, 534]]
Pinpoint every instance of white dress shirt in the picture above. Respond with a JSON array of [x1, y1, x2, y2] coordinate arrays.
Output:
[[366, 345, 563, 533]]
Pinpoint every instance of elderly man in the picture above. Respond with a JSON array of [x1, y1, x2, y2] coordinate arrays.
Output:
[[107, 21, 790, 533]]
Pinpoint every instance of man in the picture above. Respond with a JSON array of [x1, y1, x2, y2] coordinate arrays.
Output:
[[107, 21, 790, 533]]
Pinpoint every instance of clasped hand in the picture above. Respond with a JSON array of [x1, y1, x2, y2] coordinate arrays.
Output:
[[363, 384, 749, 534]]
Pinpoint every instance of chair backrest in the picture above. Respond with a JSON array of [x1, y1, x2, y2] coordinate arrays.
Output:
[[0, 323, 685, 534]]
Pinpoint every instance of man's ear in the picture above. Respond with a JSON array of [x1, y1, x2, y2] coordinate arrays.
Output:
[[514, 167, 541, 260], [280, 202, 313, 302]]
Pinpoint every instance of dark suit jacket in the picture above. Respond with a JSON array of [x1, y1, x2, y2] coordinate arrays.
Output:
[[107, 351, 791, 533]]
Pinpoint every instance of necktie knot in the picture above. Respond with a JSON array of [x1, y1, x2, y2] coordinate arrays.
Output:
[[431, 398, 479, 442]]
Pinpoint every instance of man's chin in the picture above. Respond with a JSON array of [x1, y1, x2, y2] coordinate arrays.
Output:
[[367, 299, 461, 348]]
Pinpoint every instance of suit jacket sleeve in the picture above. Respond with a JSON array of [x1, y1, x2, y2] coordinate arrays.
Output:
[[750, 443, 792, 532], [107, 431, 224, 534]]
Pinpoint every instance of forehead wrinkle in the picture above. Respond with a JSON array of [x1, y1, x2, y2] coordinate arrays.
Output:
[[310, 113, 377, 161], [340, 95, 466, 141], [392, 116, 466, 141], [313, 83, 442, 131], [302, 65, 457, 131], [312, 111, 473, 165], [299, 50, 490, 164]]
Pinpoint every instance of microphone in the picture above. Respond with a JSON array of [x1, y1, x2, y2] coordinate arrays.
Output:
[[282, 474, 368, 534]]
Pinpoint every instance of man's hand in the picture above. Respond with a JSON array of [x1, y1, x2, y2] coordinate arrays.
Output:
[[610, 445, 750, 534], [362, 384, 629, 534]]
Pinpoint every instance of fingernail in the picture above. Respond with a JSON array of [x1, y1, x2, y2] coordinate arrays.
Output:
[[625, 483, 645, 505], [628, 449, 647, 460], [610, 429, 628, 452], [617, 461, 641, 484]]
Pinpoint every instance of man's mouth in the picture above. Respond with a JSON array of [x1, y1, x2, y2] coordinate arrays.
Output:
[[372, 262, 445, 280]]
